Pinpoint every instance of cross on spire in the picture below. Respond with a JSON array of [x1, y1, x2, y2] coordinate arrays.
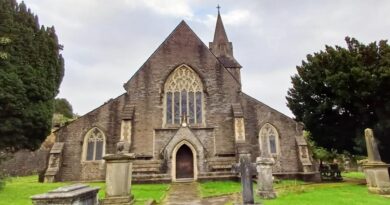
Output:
[[216, 4, 221, 14]]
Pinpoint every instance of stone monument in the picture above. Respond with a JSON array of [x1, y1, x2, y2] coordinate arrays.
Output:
[[256, 135, 276, 199], [44, 142, 64, 182], [362, 128, 390, 195], [102, 143, 135, 205], [232, 143, 260, 205], [256, 157, 276, 199], [31, 184, 99, 205]]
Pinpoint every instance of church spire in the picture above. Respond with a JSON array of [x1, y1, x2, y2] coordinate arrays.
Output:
[[209, 6, 241, 69], [213, 5, 229, 44]]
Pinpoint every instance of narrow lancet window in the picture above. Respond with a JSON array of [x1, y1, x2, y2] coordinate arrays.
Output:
[[195, 91, 202, 123], [166, 92, 173, 124], [174, 91, 181, 124], [188, 92, 195, 124]]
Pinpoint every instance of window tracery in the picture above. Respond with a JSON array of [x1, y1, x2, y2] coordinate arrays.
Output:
[[164, 65, 203, 125], [83, 127, 105, 161], [259, 123, 280, 155]]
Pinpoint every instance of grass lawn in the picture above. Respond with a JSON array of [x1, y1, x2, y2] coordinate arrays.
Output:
[[263, 182, 389, 205], [200, 178, 389, 205], [0, 175, 169, 205], [199, 180, 307, 198], [342, 171, 366, 180], [200, 180, 241, 197]]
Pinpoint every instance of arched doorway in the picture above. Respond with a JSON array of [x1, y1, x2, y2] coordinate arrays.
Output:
[[175, 144, 194, 179]]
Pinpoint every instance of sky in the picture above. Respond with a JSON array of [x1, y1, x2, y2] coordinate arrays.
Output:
[[23, 0, 390, 117]]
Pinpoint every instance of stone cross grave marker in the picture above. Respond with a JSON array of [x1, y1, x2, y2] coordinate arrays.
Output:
[[232, 154, 259, 205]]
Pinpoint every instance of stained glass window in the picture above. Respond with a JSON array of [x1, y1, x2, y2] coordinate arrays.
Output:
[[269, 135, 277, 154], [166, 92, 172, 124], [259, 123, 280, 155], [188, 92, 195, 124], [181, 91, 187, 117], [84, 128, 105, 161], [196, 91, 202, 123], [164, 65, 204, 125], [174, 92, 180, 124]]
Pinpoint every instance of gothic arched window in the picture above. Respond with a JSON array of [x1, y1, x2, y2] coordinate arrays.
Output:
[[82, 127, 105, 161], [259, 123, 280, 155], [164, 65, 204, 125]]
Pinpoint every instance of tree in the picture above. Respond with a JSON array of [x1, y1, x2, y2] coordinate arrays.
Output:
[[0, 0, 64, 151], [54, 98, 73, 118], [287, 37, 390, 163]]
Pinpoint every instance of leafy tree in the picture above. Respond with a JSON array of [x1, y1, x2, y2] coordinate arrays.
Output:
[[287, 37, 390, 163], [54, 98, 73, 118], [0, 0, 64, 152]]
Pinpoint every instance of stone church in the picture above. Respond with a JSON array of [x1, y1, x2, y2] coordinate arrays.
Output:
[[46, 12, 317, 183]]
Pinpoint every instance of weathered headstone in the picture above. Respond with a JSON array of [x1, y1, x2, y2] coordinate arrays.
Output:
[[44, 142, 64, 182], [362, 128, 390, 195], [256, 135, 276, 199], [365, 128, 382, 162], [256, 157, 276, 199], [31, 184, 99, 205], [232, 143, 260, 205], [102, 143, 135, 205]]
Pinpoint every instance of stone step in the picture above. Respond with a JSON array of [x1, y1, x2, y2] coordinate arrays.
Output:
[[133, 173, 171, 183], [207, 157, 236, 162], [133, 160, 162, 165], [133, 167, 160, 173]]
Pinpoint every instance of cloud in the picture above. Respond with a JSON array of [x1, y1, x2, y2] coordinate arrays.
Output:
[[22, 0, 390, 117]]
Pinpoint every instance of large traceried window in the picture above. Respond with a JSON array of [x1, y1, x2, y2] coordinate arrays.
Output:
[[259, 123, 280, 156], [82, 127, 105, 161], [164, 65, 204, 125]]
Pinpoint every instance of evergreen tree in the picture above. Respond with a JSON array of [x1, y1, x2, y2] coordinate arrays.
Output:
[[0, 0, 64, 151], [54, 98, 73, 118], [287, 37, 390, 162]]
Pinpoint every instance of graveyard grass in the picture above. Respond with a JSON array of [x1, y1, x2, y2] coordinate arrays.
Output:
[[0, 175, 169, 205], [200, 172, 390, 205], [341, 171, 365, 179], [1, 172, 389, 205]]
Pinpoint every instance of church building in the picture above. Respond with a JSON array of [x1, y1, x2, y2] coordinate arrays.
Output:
[[46, 11, 317, 183]]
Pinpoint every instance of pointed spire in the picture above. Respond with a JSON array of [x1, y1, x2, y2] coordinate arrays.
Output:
[[213, 6, 229, 44], [209, 6, 241, 69]]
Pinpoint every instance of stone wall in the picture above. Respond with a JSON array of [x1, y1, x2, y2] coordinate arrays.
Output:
[[242, 93, 302, 173], [53, 21, 309, 182], [0, 149, 49, 177], [55, 95, 126, 181]]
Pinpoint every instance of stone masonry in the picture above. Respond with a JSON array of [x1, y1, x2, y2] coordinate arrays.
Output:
[[51, 11, 317, 183]]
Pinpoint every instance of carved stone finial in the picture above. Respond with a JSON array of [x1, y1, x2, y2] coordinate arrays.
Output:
[[181, 113, 188, 127]]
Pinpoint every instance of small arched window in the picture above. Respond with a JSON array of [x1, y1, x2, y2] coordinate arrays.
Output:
[[164, 65, 204, 125], [83, 127, 105, 161], [259, 123, 280, 155]]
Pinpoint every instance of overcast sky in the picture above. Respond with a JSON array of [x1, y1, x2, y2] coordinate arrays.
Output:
[[23, 0, 390, 117]]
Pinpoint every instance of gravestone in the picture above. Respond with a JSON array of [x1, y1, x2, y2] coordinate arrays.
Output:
[[102, 143, 135, 205], [361, 128, 390, 195], [31, 184, 99, 205], [232, 143, 260, 205], [44, 142, 64, 182], [256, 135, 276, 199], [256, 157, 276, 199]]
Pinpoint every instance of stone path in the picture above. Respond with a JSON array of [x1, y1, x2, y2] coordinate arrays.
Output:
[[162, 182, 240, 205]]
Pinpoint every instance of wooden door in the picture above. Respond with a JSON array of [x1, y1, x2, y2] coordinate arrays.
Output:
[[176, 145, 194, 179]]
